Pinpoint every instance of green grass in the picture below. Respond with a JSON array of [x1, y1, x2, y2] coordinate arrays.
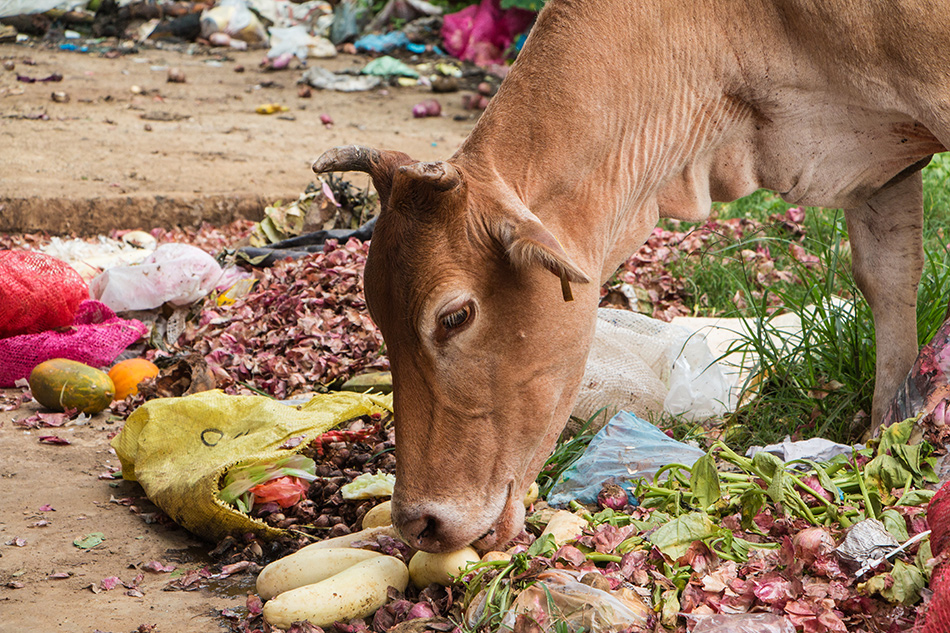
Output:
[[659, 155, 950, 450]]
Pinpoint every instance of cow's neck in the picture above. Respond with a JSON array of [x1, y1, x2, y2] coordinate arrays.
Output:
[[454, 1, 756, 284]]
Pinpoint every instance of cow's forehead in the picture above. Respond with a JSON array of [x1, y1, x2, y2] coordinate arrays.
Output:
[[365, 205, 492, 316]]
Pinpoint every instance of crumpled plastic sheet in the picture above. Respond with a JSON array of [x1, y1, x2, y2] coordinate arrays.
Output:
[[299, 66, 382, 92], [747, 436, 863, 464], [89, 243, 232, 312]]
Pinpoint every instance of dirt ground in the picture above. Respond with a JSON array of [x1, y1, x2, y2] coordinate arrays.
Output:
[[0, 41, 477, 633], [0, 41, 477, 235], [0, 395, 243, 633]]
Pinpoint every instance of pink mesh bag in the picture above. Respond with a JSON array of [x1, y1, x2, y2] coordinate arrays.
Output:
[[0, 250, 90, 339], [0, 300, 148, 387]]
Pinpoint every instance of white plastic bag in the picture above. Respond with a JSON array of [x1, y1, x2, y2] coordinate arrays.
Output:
[[89, 244, 225, 312], [266, 25, 313, 61]]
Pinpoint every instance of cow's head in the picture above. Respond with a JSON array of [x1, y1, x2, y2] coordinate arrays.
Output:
[[314, 146, 596, 552]]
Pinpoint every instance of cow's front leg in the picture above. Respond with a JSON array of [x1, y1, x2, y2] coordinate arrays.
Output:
[[844, 169, 924, 436]]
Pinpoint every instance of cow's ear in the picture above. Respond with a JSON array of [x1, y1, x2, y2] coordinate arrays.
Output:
[[312, 145, 415, 209], [494, 205, 591, 299]]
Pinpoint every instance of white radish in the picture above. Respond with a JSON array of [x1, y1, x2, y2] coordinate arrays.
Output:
[[262, 555, 409, 629], [256, 547, 383, 600]]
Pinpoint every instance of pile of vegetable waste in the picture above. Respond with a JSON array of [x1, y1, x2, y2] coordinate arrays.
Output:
[[207, 416, 942, 633]]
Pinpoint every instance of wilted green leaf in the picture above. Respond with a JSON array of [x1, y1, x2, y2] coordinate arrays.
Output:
[[896, 489, 935, 507], [660, 588, 680, 629], [865, 454, 910, 495], [868, 560, 926, 605], [526, 533, 557, 558], [880, 509, 909, 542], [802, 459, 841, 501], [690, 453, 721, 510], [876, 419, 914, 456], [739, 487, 766, 530], [649, 512, 718, 560], [766, 466, 786, 508], [917, 539, 933, 577], [752, 451, 785, 479]]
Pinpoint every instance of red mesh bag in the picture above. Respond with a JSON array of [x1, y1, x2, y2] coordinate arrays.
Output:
[[0, 301, 148, 387], [916, 480, 950, 633], [0, 250, 90, 339]]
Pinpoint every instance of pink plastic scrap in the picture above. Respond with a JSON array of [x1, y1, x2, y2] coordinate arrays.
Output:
[[0, 300, 148, 387], [441, 0, 535, 68]]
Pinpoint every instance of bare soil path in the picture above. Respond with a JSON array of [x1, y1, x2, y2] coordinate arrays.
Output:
[[0, 42, 477, 234]]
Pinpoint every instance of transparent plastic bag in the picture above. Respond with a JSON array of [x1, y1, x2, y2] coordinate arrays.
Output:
[[466, 569, 650, 633], [683, 613, 795, 633]]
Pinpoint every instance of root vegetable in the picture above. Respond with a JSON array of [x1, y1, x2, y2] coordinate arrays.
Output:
[[408, 547, 480, 587], [361, 500, 391, 529], [481, 550, 511, 563], [256, 547, 383, 600], [262, 555, 409, 629], [540, 510, 588, 546], [412, 99, 441, 118]]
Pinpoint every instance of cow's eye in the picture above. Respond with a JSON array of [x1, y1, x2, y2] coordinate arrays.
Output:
[[440, 305, 471, 331]]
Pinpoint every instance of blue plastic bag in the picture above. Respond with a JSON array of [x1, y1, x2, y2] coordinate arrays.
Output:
[[547, 411, 706, 507], [355, 31, 411, 53]]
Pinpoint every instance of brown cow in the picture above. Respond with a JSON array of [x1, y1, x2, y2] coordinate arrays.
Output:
[[313, 0, 950, 552]]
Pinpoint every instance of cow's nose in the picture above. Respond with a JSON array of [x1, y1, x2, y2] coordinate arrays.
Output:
[[393, 504, 473, 553]]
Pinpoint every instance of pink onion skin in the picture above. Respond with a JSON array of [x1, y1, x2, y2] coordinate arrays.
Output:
[[792, 526, 835, 566], [597, 483, 629, 511]]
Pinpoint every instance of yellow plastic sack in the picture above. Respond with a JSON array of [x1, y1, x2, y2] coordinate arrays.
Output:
[[111, 390, 392, 542]]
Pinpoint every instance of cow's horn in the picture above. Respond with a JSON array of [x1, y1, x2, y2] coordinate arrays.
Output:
[[312, 145, 381, 174], [398, 161, 461, 191]]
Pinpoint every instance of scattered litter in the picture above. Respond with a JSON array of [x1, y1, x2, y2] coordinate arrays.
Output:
[[16, 72, 62, 83], [299, 66, 382, 92], [354, 31, 410, 53], [412, 98, 441, 118], [200, 0, 268, 45], [361, 55, 419, 78], [442, 0, 535, 68], [73, 532, 105, 549], [255, 102, 290, 114]]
